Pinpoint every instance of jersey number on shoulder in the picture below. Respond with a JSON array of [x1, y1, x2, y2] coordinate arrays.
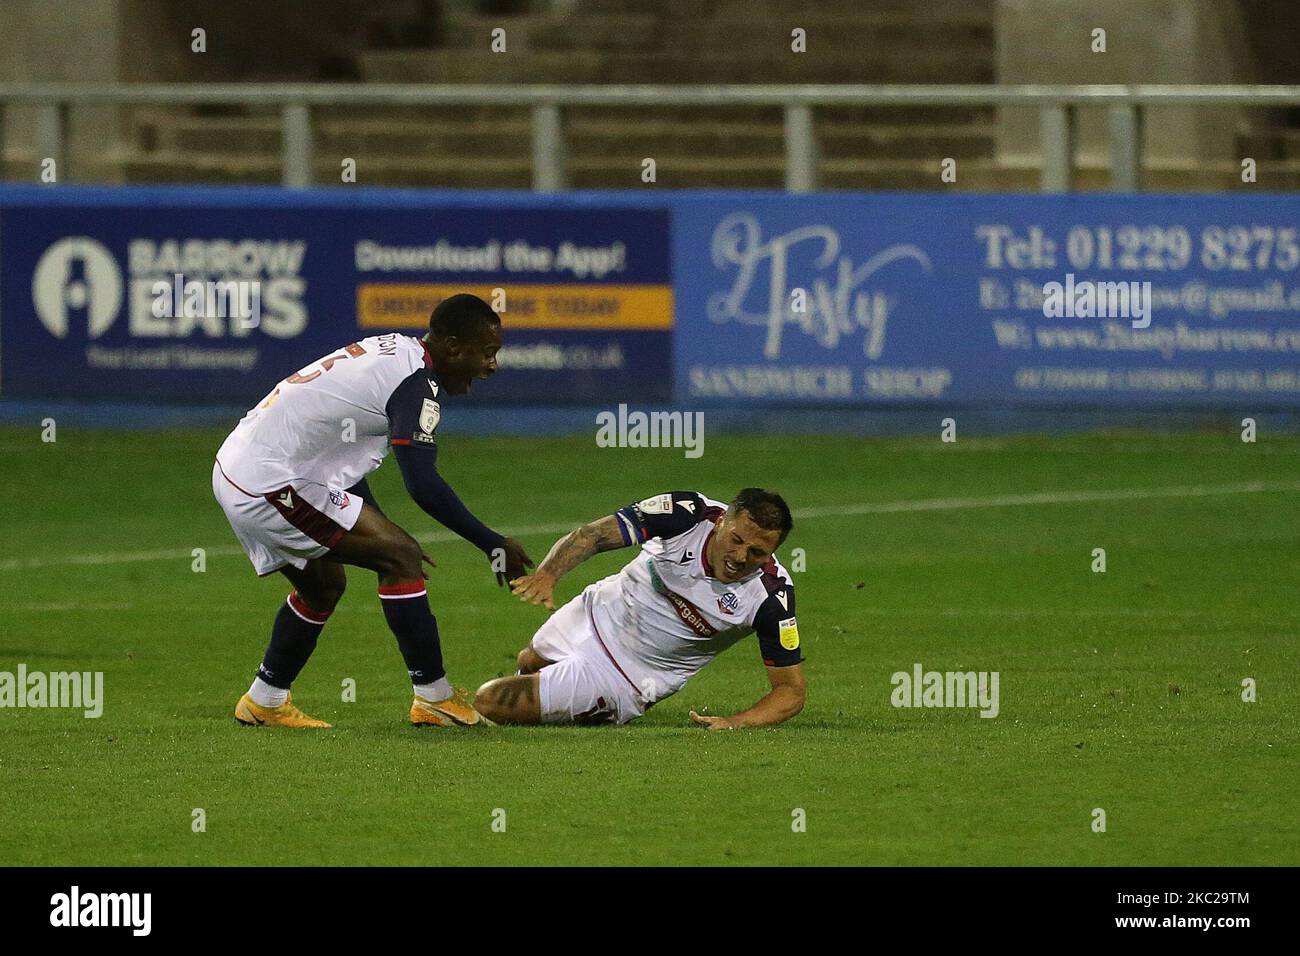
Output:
[[286, 342, 367, 384]]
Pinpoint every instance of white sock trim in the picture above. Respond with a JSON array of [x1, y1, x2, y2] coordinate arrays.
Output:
[[249, 677, 289, 708], [414, 676, 454, 702], [379, 589, 427, 600]]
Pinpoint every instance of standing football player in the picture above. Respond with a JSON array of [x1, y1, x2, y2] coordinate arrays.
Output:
[[213, 293, 532, 729], [475, 489, 804, 729]]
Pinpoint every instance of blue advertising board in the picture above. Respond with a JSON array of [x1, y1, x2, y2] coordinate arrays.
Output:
[[672, 194, 1300, 406], [4, 187, 1300, 409], [0, 188, 672, 404]]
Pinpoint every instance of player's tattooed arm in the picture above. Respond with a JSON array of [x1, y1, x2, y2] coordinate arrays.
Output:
[[538, 514, 629, 577], [509, 515, 628, 609]]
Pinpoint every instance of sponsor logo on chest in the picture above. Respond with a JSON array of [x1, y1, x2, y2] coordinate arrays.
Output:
[[663, 589, 718, 638], [648, 560, 737, 638]]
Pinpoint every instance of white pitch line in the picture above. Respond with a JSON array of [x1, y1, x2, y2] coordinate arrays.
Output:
[[1, 480, 1296, 573], [794, 480, 1300, 519], [0, 522, 580, 573]]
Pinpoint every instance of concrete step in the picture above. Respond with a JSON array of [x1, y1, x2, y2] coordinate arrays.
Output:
[[821, 158, 1300, 191], [820, 105, 997, 124], [128, 110, 995, 164], [566, 120, 994, 160], [358, 48, 994, 84], [571, 0, 992, 24], [135, 114, 284, 155], [119, 153, 533, 188], [1238, 128, 1300, 160], [437, 14, 662, 52], [130, 111, 536, 157], [314, 122, 531, 157], [120, 153, 280, 186], [571, 104, 996, 125], [468, 17, 996, 56], [128, 102, 1001, 164], [819, 123, 996, 159], [653, 18, 993, 52], [566, 120, 782, 156], [569, 156, 784, 189]]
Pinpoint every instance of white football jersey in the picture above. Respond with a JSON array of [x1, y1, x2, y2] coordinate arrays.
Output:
[[586, 492, 801, 704], [216, 333, 441, 493]]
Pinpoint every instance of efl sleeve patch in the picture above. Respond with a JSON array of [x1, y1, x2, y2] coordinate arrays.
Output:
[[755, 588, 802, 666], [418, 398, 441, 441], [386, 371, 440, 448], [619, 491, 709, 543], [637, 493, 673, 515]]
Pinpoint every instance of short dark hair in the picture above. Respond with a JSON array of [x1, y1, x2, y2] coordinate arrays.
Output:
[[729, 488, 793, 542], [428, 293, 501, 340]]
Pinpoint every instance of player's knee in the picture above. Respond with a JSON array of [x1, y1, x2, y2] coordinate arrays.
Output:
[[317, 577, 347, 611], [473, 680, 505, 722], [380, 531, 423, 580], [299, 575, 346, 613], [475, 675, 540, 725]]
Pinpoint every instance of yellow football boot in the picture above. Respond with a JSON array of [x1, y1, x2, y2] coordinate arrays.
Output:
[[234, 692, 331, 728], [410, 687, 483, 727]]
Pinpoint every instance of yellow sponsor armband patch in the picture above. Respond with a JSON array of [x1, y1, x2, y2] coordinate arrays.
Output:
[[778, 617, 800, 651]]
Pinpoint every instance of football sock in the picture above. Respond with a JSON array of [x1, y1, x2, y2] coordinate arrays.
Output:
[[378, 580, 447, 686], [413, 676, 454, 702], [249, 592, 332, 705], [248, 677, 289, 708]]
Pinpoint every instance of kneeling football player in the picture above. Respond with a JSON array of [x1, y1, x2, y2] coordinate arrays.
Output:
[[475, 489, 804, 729], [213, 294, 532, 729]]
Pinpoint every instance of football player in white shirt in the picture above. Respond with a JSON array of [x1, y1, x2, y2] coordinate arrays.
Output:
[[212, 294, 532, 729], [474, 489, 805, 729]]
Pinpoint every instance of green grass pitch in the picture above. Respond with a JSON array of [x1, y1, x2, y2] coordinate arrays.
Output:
[[1, 425, 1297, 866]]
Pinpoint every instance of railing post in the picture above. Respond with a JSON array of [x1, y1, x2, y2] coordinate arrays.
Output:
[[35, 101, 68, 182], [532, 103, 566, 192], [784, 103, 818, 193], [1039, 103, 1075, 193], [1109, 102, 1142, 192], [281, 102, 313, 188]]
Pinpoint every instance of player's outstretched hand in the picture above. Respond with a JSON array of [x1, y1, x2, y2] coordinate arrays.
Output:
[[689, 710, 735, 731], [496, 537, 534, 587], [510, 572, 556, 610], [421, 551, 437, 580]]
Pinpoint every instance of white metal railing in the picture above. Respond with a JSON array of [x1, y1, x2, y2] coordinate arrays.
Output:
[[3, 83, 1300, 193]]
